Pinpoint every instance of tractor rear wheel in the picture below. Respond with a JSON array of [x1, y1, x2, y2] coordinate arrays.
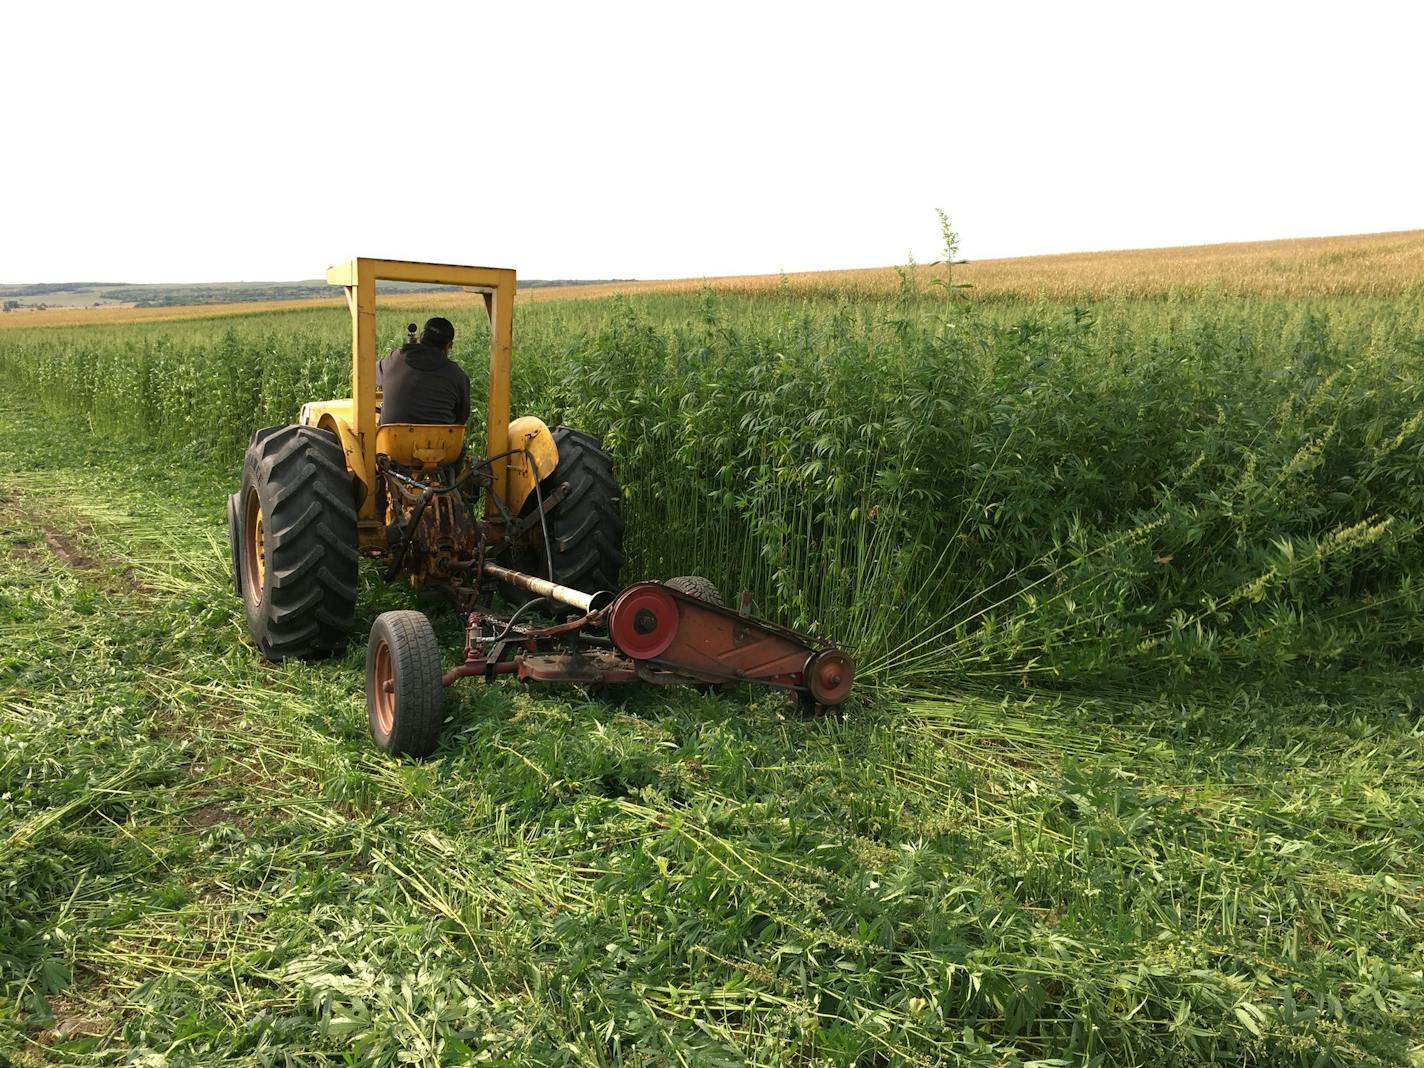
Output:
[[225, 492, 244, 597], [366, 610, 446, 758], [509, 426, 624, 601], [238, 425, 359, 660]]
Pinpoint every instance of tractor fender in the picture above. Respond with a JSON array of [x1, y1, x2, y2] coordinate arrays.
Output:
[[505, 415, 559, 515]]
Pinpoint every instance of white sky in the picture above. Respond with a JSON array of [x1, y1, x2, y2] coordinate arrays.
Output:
[[3, 0, 1420, 284]]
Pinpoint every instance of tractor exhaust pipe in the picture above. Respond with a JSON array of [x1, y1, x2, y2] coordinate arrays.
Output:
[[481, 562, 613, 613]]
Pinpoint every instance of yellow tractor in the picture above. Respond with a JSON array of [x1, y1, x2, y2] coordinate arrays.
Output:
[[227, 258, 854, 757]]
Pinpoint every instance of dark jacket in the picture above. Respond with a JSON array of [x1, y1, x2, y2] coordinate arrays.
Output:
[[377, 342, 471, 426]]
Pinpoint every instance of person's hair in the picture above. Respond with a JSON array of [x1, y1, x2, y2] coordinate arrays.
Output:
[[420, 317, 455, 349]]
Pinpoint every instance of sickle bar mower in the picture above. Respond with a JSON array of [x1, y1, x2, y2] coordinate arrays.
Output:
[[368, 561, 856, 757]]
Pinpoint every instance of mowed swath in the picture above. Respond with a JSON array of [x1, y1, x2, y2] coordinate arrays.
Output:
[[4, 229, 1422, 330]]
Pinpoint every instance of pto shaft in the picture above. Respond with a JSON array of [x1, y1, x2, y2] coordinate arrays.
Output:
[[481, 562, 612, 612]]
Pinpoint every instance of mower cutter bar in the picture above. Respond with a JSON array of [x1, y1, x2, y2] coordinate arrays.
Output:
[[455, 566, 856, 709]]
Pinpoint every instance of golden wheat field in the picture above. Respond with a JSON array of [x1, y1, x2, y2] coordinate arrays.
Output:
[[524, 228, 1424, 303], [4, 229, 1421, 331]]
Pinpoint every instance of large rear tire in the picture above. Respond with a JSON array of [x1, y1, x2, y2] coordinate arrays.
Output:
[[226, 492, 244, 597], [510, 426, 624, 599], [366, 610, 446, 758], [238, 425, 359, 660]]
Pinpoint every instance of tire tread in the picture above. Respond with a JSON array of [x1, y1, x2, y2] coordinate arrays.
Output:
[[367, 610, 445, 757], [240, 425, 359, 659], [511, 425, 624, 597]]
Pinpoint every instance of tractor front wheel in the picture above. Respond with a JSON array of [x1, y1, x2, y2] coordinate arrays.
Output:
[[366, 610, 446, 758]]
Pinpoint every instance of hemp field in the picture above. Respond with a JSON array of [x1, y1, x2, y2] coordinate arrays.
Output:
[[1, 237, 1422, 1065]]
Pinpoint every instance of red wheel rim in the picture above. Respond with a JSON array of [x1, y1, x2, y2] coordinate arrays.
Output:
[[608, 584, 679, 660], [372, 638, 395, 737], [806, 650, 855, 705]]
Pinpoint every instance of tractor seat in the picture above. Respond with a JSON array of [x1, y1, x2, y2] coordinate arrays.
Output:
[[375, 424, 466, 470]]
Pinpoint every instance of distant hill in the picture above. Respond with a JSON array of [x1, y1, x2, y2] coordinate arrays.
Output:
[[0, 277, 630, 312]]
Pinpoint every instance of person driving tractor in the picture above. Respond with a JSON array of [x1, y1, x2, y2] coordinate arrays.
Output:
[[377, 316, 471, 426]]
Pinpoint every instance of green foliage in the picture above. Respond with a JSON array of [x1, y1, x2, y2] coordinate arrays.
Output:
[[1, 291, 1422, 695], [1, 420, 1422, 1064]]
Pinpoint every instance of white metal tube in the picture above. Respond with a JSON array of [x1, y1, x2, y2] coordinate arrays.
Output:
[[482, 562, 602, 611]]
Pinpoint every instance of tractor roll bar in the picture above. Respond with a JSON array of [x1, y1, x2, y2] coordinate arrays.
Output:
[[326, 258, 516, 526]]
